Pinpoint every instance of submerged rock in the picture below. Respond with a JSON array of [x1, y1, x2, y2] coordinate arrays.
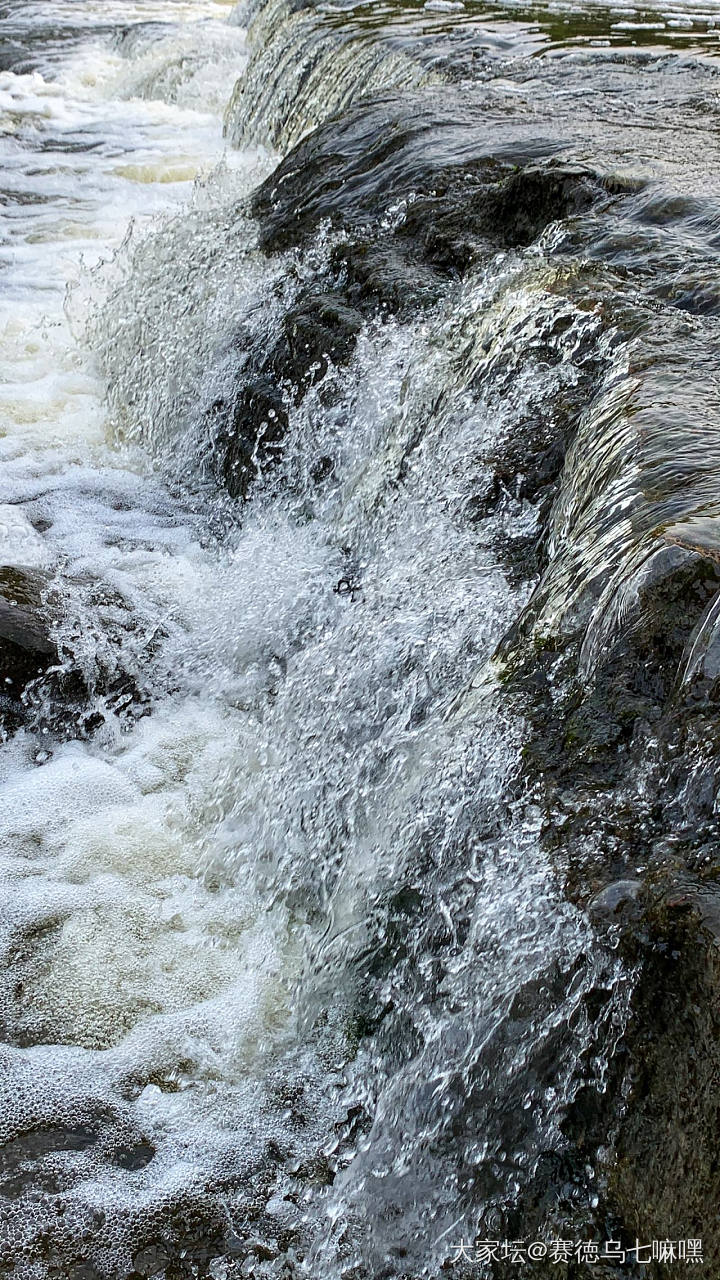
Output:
[[0, 567, 58, 732], [0, 564, 149, 740], [221, 289, 364, 498], [589, 878, 643, 921]]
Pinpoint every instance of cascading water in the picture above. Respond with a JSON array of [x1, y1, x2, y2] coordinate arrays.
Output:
[[223, 0, 435, 152], [3, 0, 720, 1277]]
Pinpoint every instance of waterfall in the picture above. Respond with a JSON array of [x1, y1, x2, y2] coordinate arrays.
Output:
[[224, 0, 436, 152], [2, 0, 720, 1276]]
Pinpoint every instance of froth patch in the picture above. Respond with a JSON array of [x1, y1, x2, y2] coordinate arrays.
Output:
[[0, 752, 137, 855], [7, 889, 279, 1052]]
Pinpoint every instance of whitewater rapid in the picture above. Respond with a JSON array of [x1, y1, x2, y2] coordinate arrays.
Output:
[[0, 2, 298, 1268], [0, 0, 642, 1275]]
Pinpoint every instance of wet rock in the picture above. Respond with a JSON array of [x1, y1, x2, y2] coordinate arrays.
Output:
[[0, 591, 56, 676], [489, 306, 720, 1269], [608, 879, 720, 1278], [401, 161, 602, 266], [472, 293, 610, 582], [251, 91, 611, 328], [329, 238, 445, 318], [251, 89, 577, 254], [0, 567, 55, 657], [504, 544, 720, 812], [221, 289, 364, 499], [0, 1124, 98, 1200], [0, 567, 58, 730], [224, 100, 620, 503], [588, 878, 643, 921], [282, 290, 363, 380], [0, 564, 151, 740], [222, 373, 289, 500], [234, 88, 623, 503], [110, 1139, 155, 1171]]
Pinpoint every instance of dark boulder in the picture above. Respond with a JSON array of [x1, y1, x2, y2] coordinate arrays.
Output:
[[222, 372, 289, 501], [220, 289, 364, 499], [0, 591, 56, 679], [329, 238, 445, 318], [0, 567, 58, 729], [0, 564, 150, 739], [250, 87, 621, 301], [250, 89, 577, 254], [608, 877, 720, 1279], [281, 290, 364, 379]]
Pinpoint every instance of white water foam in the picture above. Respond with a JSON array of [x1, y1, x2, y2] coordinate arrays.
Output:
[[0, 2, 633, 1276]]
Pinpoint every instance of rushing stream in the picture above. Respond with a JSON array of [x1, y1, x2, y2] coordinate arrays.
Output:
[[3, 0, 720, 1277]]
